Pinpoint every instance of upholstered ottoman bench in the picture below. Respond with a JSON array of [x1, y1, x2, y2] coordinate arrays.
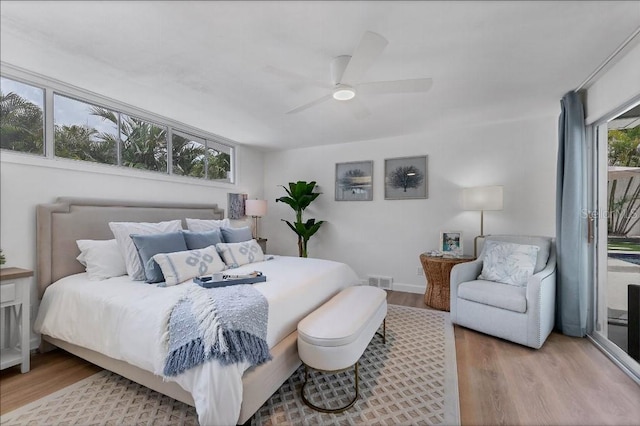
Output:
[[297, 285, 387, 412]]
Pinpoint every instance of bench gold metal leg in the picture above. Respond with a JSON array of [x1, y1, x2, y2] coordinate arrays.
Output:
[[375, 318, 386, 344], [301, 362, 359, 413]]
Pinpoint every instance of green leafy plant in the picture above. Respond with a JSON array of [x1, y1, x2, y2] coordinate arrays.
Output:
[[276, 181, 324, 258], [0, 249, 5, 266], [607, 127, 640, 236]]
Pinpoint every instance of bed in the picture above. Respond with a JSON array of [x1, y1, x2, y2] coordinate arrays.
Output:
[[34, 197, 359, 425]]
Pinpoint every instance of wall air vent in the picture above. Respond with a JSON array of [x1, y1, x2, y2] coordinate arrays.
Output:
[[378, 276, 393, 289], [368, 275, 393, 289]]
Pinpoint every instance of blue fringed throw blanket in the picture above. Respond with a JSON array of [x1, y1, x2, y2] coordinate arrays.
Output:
[[163, 284, 271, 377]]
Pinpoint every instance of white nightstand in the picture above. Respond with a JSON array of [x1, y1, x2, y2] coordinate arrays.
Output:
[[0, 267, 33, 373]]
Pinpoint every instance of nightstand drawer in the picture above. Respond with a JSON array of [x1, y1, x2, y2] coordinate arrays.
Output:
[[1, 282, 16, 304]]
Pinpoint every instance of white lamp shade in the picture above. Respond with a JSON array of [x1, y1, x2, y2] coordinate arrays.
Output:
[[462, 186, 503, 211], [245, 199, 267, 217]]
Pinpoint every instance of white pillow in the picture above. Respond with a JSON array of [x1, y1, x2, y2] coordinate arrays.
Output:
[[109, 220, 182, 280], [478, 241, 540, 286], [153, 246, 225, 287], [76, 239, 127, 281], [185, 218, 230, 233], [216, 239, 265, 268]]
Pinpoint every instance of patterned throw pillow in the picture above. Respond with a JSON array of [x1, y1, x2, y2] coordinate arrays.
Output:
[[478, 241, 540, 286], [153, 246, 226, 287], [216, 240, 265, 268]]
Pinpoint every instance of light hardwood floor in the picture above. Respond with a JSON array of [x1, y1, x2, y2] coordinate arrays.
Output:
[[1, 290, 639, 425]]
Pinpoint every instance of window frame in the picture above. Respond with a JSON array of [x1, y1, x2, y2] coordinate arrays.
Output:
[[0, 64, 237, 186]]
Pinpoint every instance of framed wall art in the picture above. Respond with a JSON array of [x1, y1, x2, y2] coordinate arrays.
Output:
[[384, 155, 428, 200], [335, 160, 374, 201], [227, 193, 247, 219], [440, 231, 463, 256]]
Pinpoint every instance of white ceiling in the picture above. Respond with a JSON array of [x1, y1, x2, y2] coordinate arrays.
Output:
[[1, 1, 639, 151]]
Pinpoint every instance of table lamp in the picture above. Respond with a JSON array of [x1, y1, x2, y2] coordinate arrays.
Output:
[[245, 199, 267, 240], [462, 185, 503, 257]]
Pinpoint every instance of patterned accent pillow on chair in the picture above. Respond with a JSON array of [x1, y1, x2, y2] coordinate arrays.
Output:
[[478, 241, 539, 286], [216, 240, 265, 268]]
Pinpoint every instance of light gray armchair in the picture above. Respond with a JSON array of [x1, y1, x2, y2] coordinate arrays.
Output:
[[450, 235, 556, 349]]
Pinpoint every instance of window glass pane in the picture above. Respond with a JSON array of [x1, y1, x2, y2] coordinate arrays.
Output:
[[172, 132, 206, 178], [0, 77, 44, 154], [120, 114, 167, 172], [206, 144, 231, 181], [53, 94, 118, 164]]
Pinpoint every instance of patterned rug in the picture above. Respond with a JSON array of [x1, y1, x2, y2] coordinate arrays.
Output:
[[1, 305, 459, 425]]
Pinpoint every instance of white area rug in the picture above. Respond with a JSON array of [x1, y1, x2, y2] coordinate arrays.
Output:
[[1, 305, 459, 425]]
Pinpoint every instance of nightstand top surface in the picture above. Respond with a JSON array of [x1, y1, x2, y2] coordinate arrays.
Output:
[[0, 267, 34, 281]]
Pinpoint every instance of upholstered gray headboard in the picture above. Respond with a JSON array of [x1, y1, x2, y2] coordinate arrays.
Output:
[[36, 197, 224, 297]]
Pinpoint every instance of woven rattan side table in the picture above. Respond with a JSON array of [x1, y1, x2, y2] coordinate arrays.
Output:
[[420, 254, 475, 311]]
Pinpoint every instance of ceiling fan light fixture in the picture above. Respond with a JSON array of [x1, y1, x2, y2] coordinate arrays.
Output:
[[333, 86, 356, 101]]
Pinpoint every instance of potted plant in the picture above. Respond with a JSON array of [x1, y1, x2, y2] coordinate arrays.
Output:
[[276, 181, 324, 258]]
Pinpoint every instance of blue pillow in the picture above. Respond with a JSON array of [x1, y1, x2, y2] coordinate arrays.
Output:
[[130, 232, 187, 283], [182, 229, 223, 250], [221, 226, 253, 243]]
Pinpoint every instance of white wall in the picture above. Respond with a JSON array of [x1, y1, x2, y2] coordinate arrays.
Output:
[[263, 115, 558, 293], [0, 144, 264, 347]]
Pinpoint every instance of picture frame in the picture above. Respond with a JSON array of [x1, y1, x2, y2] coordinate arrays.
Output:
[[384, 155, 428, 200], [227, 193, 247, 219], [440, 231, 463, 256], [335, 160, 374, 201]]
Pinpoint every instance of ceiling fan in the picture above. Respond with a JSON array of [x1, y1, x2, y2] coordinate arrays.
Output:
[[266, 31, 433, 118]]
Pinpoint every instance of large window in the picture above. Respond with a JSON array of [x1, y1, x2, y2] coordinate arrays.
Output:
[[592, 101, 640, 382], [172, 131, 232, 181], [1, 74, 234, 183], [0, 77, 44, 154], [120, 114, 167, 173], [172, 132, 206, 178], [54, 94, 118, 164]]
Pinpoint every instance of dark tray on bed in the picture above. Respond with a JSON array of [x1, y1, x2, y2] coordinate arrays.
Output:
[[193, 274, 267, 288]]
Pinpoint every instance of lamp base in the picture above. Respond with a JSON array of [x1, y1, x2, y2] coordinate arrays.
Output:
[[473, 235, 486, 258], [252, 216, 259, 240]]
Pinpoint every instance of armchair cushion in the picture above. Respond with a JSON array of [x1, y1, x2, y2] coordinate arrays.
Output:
[[483, 235, 551, 273], [458, 280, 527, 313], [478, 240, 539, 286]]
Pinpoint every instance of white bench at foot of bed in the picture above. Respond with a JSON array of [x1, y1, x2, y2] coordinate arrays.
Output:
[[297, 286, 387, 413]]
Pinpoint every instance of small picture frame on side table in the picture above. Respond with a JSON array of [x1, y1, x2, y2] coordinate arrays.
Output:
[[440, 231, 463, 257]]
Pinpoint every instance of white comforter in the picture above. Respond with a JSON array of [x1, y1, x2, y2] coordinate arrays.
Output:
[[35, 256, 359, 425]]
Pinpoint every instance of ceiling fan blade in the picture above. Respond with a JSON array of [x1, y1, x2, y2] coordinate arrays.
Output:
[[286, 94, 333, 115], [340, 31, 388, 85], [344, 97, 371, 120], [357, 78, 433, 95], [263, 65, 329, 89]]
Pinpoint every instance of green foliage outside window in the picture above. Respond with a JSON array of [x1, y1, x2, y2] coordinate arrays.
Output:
[[608, 126, 640, 236], [0, 90, 44, 154], [0, 88, 231, 181]]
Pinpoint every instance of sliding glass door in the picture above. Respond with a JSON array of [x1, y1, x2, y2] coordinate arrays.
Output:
[[591, 101, 640, 380]]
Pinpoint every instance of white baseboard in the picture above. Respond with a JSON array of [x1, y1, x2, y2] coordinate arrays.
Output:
[[391, 282, 424, 294]]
